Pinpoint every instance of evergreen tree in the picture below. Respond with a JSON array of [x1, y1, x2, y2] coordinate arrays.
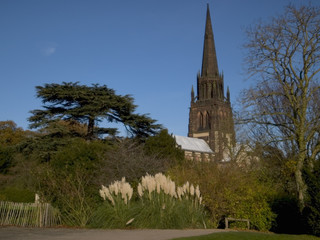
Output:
[[144, 129, 185, 164], [28, 82, 161, 139]]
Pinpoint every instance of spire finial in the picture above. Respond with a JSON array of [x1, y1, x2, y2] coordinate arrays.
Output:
[[191, 85, 195, 103]]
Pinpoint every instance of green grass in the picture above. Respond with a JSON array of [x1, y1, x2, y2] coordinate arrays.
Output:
[[173, 232, 320, 240]]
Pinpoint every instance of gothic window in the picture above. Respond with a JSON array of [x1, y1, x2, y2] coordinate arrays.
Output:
[[211, 83, 214, 98], [198, 112, 204, 129], [214, 82, 218, 97], [200, 112, 204, 128], [206, 111, 210, 129]]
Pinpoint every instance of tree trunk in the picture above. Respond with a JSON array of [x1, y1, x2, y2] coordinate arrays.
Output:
[[295, 153, 307, 212], [87, 117, 95, 139]]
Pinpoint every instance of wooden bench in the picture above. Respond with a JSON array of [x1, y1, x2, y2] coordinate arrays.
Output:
[[225, 217, 250, 229]]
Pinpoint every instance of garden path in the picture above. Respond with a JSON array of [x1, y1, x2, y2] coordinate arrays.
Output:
[[0, 227, 228, 240]]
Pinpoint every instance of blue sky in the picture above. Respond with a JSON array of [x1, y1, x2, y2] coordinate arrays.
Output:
[[1, 0, 319, 136]]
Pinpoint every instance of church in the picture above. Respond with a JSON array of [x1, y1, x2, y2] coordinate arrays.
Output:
[[175, 5, 235, 162]]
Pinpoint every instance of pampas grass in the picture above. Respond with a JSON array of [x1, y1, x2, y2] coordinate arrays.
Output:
[[90, 173, 209, 229]]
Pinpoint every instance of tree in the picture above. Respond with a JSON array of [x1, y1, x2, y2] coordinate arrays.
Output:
[[304, 160, 320, 236], [144, 129, 185, 164], [100, 138, 169, 185], [241, 4, 320, 210], [28, 82, 161, 139], [0, 121, 32, 173], [35, 139, 107, 226], [0, 121, 27, 147]]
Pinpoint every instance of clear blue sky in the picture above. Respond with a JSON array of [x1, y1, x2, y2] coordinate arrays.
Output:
[[1, 0, 318, 136]]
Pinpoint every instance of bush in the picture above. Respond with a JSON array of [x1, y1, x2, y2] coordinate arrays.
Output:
[[90, 173, 209, 229], [35, 139, 108, 227], [303, 161, 320, 236], [271, 195, 302, 234], [0, 187, 35, 203], [169, 161, 276, 230], [0, 146, 14, 174], [144, 129, 185, 165], [101, 139, 169, 185]]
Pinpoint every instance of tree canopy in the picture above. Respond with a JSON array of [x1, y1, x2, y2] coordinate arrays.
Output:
[[28, 82, 161, 139], [240, 4, 320, 210]]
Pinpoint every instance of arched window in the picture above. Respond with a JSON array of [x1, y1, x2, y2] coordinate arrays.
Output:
[[206, 111, 210, 129], [197, 112, 203, 129], [211, 83, 214, 98], [200, 112, 204, 128]]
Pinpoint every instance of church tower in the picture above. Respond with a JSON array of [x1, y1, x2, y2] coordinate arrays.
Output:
[[188, 5, 235, 161]]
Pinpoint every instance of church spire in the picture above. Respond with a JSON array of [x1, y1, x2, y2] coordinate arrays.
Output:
[[191, 85, 195, 103], [201, 4, 219, 77]]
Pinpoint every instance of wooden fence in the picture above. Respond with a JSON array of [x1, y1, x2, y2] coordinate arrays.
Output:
[[0, 201, 61, 227]]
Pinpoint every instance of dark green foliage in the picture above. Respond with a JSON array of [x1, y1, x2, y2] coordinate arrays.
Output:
[[144, 129, 185, 164], [0, 146, 14, 173], [271, 196, 302, 234], [0, 187, 34, 203], [170, 161, 276, 231], [0, 121, 31, 173], [36, 139, 109, 226], [28, 82, 161, 139], [19, 133, 70, 163], [303, 161, 320, 236], [0, 121, 27, 147]]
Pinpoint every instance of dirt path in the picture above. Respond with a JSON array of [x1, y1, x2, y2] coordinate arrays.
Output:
[[0, 227, 228, 240]]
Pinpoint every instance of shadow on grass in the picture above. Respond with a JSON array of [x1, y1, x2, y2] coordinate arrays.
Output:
[[172, 231, 320, 240]]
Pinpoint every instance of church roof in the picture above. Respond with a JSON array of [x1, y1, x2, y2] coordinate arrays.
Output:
[[174, 135, 213, 154]]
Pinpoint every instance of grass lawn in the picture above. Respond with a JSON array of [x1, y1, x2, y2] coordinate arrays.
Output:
[[173, 231, 320, 240]]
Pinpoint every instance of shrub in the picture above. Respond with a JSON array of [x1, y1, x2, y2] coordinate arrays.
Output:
[[91, 178, 135, 228], [169, 161, 276, 230], [35, 139, 107, 227], [91, 173, 209, 229], [0, 146, 14, 174], [144, 129, 185, 165], [101, 139, 169, 185], [0, 187, 35, 203], [303, 161, 320, 236], [271, 195, 302, 234]]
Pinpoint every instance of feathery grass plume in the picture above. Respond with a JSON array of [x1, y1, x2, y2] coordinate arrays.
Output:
[[190, 184, 195, 196], [100, 185, 115, 205], [95, 173, 208, 229], [177, 186, 183, 200], [132, 172, 208, 228], [195, 185, 200, 199], [120, 179, 133, 204], [137, 183, 143, 197], [99, 178, 133, 205]]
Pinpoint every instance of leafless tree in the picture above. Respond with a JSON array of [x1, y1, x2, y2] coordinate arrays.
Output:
[[240, 4, 320, 210], [99, 139, 170, 185]]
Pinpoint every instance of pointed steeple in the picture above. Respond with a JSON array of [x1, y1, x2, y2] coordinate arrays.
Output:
[[191, 85, 195, 103], [227, 86, 230, 102], [201, 4, 219, 77]]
